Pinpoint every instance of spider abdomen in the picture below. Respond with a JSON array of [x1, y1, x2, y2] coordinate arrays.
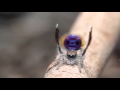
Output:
[[64, 35, 81, 51]]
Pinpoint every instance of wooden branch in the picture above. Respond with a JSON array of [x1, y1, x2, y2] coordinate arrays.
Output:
[[44, 12, 120, 78]]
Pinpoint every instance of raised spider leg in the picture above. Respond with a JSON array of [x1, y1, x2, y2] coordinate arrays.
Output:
[[55, 24, 64, 70], [82, 27, 92, 56], [55, 24, 62, 54], [77, 27, 92, 73]]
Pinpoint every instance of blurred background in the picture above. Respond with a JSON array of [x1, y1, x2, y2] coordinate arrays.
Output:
[[0, 12, 119, 78]]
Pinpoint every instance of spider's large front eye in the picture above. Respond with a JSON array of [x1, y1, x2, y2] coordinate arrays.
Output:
[[64, 35, 81, 50]]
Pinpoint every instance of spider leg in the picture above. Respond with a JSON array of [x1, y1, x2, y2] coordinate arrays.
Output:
[[55, 55, 64, 70], [55, 24, 64, 69], [76, 54, 85, 73], [82, 27, 93, 56], [77, 27, 92, 73], [55, 24, 63, 54]]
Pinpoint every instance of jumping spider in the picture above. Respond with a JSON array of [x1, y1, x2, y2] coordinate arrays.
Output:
[[55, 24, 92, 72]]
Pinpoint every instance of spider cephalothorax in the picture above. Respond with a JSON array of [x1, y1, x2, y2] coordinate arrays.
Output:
[[55, 24, 92, 72]]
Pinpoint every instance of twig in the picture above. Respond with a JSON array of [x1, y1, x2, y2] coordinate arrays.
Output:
[[44, 12, 120, 78]]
